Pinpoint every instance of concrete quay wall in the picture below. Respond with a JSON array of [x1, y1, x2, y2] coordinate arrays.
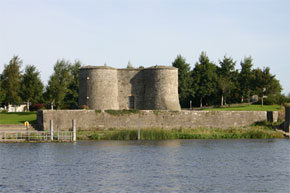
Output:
[[37, 110, 278, 131]]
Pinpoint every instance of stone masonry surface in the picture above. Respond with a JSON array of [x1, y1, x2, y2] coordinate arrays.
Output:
[[78, 66, 181, 111], [37, 110, 278, 131]]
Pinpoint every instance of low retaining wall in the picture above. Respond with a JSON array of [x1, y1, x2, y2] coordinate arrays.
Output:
[[0, 124, 26, 131], [37, 110, 278, 131], [284, 106, 290, 132]]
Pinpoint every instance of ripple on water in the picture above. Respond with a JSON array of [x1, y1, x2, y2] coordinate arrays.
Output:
[[0, 139, 289, 193]]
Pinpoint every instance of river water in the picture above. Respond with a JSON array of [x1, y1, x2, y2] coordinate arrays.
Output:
[[0, 139, 289, 193]]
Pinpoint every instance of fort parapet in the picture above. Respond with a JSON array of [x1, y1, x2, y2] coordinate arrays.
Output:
[[78, 66, 181, 111]]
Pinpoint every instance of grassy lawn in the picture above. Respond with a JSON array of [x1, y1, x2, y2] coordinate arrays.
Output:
[[203, 104, 281, 111], [0, 112, 37, 124]]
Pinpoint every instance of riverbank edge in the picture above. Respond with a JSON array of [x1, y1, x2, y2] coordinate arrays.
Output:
[[76, 126, 285, 140]]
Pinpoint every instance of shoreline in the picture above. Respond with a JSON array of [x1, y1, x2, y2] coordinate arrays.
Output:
[[76, 126, 285, 140]]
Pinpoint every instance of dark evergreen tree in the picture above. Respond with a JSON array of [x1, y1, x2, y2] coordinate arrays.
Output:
[[228, 69, 241, 104], [192, 52, 217, 107], [172, 55, 193, 108], [238, 57, 254, 103], [126, 61, 134, 69], [0, 74, 5, 104], [217, 56, 236, 106], [1, 56, 22, 105], [20, 65, 44, 110]]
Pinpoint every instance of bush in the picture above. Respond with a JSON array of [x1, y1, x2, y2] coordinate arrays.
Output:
[[257, 94, 289, 105], [30, 103, 45, 111]]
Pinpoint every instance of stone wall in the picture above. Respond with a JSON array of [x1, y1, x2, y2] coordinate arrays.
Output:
[[143, 67, 180, 110], [79, 66, 119, 110], [117, 69, 143, 109], [37, 110, 278, 131]]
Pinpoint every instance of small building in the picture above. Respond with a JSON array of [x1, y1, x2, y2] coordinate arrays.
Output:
[[6, 104, 27, 112], [78, 65, 181, 111]]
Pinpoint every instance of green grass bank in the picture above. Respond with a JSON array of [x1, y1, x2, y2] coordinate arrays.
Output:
[[77, 126, 284, 140], [203, 104, 280, 111], [0, 112, 37, 124]]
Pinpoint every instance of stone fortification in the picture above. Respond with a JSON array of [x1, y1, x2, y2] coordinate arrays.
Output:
[[37, 110, 278, 131], [78, 66, 181, 111], [78, 66, 119, 110]]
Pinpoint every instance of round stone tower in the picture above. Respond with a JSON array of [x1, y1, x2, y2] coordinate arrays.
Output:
[[143, 66, 181, 111], [78, 66, 119, 110]]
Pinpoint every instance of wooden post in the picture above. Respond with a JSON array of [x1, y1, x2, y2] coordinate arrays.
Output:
[[50, 120, 53, 141], [72, 120, 76, 142]]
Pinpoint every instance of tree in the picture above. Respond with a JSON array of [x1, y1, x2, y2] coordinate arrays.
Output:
[[172, 55, 193, 108], [228, 69, 241, 104], [64, 60, 82, 109], [20, 65, 44, 110], [126, 61, 134, 69], [1, 56, 22, 105], [217, 56, 236, 106], [192, 52, 217, 107], [44, 60, 72, 109], [251, 67, 282, 105], [0, 74, 6, 104], [238, 57, 254, 103]]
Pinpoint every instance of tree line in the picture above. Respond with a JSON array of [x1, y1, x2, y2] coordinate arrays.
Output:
[[0, 56, 81, 110], [0, 53, 288, 111], [173, 52, 288, 108]]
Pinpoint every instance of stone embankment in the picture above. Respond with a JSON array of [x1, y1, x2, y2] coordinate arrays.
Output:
[[37, 110, 278, 131], [279, 106, 290, 137]]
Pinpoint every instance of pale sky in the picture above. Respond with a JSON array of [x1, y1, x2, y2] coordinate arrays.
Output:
[[0, 0, 289, 94]]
